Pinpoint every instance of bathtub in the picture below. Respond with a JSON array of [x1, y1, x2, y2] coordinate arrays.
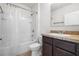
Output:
[[0, 40, 36, 56]]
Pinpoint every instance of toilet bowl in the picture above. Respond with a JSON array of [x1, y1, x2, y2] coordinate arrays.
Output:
[[30, 43, 41, 56]]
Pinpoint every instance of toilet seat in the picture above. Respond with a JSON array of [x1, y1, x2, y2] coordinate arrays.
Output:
[[30, 43, 41, 48]]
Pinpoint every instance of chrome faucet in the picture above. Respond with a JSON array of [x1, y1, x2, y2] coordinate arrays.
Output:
[[60, 31, 65, 34]]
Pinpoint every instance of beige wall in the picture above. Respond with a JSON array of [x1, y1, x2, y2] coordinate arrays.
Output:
[[51, 3, 79, 31]]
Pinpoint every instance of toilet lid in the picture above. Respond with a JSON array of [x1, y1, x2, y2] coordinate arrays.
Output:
[[30, 43, 41, 48]]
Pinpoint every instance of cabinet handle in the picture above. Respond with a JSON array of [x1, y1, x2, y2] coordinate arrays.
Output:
[[0, 38, 2, 40]]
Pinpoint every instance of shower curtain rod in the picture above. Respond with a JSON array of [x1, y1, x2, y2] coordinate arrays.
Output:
[[6, 3, 32, 12]]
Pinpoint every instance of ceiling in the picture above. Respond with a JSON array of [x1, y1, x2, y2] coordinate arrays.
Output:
[[51, 3, 72, 11], [17, 3, 72, 11], [21, 3, 37, 8]]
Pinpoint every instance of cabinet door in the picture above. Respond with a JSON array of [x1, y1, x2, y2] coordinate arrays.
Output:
[[53, 46, 75, 56], [42, 43, 53, 56], [76, 44, 79, 55]]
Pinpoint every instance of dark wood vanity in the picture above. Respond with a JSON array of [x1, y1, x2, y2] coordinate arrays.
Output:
[[42, 36, 79, 56]]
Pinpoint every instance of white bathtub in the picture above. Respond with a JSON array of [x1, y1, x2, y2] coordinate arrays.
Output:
[[0, 40, 36, 56]]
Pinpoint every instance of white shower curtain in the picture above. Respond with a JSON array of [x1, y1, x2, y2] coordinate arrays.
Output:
[[0, 3, 33, 56]]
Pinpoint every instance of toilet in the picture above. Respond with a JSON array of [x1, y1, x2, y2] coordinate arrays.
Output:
[[30, 43, 41, 56]]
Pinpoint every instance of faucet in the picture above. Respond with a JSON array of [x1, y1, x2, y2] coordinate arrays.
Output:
[[60, 31, 65, 34]]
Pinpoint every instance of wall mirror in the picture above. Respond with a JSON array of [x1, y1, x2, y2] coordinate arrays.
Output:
[[51, 3, 79, 26]]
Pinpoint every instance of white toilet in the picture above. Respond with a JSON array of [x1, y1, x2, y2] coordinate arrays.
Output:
[[30, 43, 41, 56]]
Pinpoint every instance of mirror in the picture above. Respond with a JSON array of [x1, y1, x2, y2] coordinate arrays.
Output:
[[64, 11, 79, 25], [51, 3, 79, 26]]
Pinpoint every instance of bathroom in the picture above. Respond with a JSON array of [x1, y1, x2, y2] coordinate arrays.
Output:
[[1, 3, 79, 56], [0, 3, 50, 56]]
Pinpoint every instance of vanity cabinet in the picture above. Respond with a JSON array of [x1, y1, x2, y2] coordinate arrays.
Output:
[[42, 36, 78, 56]]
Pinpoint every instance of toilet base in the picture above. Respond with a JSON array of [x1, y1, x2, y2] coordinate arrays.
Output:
[[29, 43, 41, 56], [32, 50, 40, 56]]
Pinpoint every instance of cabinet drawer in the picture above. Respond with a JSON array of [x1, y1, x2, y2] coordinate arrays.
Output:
[[53, 39, 76, 53], [43, 36, 53, 44], [53, 46, 75, 56]]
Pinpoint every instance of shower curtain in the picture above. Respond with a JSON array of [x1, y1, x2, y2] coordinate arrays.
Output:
[[0, 3, 33, 56]]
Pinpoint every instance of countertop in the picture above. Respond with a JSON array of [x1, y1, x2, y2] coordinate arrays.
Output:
[[42, 33, 79, 43]]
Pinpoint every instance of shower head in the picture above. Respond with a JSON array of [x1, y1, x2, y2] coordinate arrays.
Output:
[[0, 6, 4, 20], [0, 6, 3, 13]]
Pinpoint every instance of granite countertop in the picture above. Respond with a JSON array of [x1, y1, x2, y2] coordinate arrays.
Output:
[[42, 33, 79, 43]]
